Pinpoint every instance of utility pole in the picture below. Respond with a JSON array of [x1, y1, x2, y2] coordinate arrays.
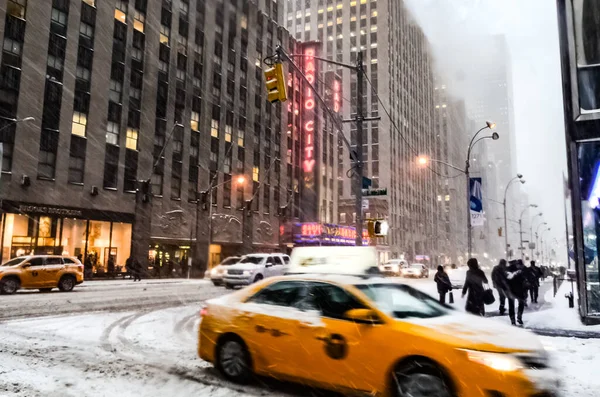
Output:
[[355, 51, 365, 246]]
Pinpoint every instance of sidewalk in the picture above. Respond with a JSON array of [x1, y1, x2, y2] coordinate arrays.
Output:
[[79, 278, 210, 288]]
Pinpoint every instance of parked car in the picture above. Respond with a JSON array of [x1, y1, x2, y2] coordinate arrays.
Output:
[[206, 256, 241, 286], [379, 259, 408, 276], [0, 255, 84, 294], [400, 263, 429, 278], [447, 265, 469, 288], [222, 253, 290, 289]]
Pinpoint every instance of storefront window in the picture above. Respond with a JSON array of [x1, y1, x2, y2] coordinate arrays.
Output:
[[111, 223, 132, 273], [61, 218, 88, 260], [578, 140, 600, 314]]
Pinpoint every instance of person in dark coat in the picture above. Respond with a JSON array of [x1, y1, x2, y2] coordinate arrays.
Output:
[[462, 258, 488, 316], [107, 256, 115, 279], [527, 261, 543, 303], [434, 265, 453, 304], [180, 257, 189, 278], [132, 259, 142, 282], [506, 260, 527, 326], [125, 257, 133, 279], [491, 259, 509, 315]]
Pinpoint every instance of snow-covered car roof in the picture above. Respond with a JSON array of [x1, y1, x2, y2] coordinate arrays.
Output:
[[273, 273, 403, 286]]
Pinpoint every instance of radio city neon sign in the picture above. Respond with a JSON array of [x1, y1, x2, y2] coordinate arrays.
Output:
[[333, 79, 341, 113], [303, 47, 316, 173]]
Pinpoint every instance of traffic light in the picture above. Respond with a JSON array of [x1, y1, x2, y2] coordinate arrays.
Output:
[[367, 220, 389, 237], [264, 63, 287, 103], [367, 221, 375, 238]]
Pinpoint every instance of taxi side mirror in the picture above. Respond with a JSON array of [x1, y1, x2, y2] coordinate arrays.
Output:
[[344, 308, 380, 324]]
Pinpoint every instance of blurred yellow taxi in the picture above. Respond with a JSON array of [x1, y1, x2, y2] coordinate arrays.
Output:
[[0, 255, 84, 294], [198, 247, 559, 397]]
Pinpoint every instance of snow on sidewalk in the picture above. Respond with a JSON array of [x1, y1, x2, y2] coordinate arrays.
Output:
[[520, 279, 600, 335]]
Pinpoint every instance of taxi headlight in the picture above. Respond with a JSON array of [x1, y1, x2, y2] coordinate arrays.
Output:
[[462, 350, 523, 372], [210, 268, 218, 275]]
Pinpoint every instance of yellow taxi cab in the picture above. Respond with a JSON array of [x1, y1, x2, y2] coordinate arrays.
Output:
[[0, 255, 84, 294], [198, 247, 559, 397]]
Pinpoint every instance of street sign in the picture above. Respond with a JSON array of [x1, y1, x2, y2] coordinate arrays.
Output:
[[362, 199, 369, 210], [362, 188, 387, 196]]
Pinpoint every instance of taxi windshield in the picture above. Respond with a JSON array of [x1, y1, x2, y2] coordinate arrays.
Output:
[[1, 257, 26, 267], [355, 283, 449, 319], [239, 255, 265, 264]]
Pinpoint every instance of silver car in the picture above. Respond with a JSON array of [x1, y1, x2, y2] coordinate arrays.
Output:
[[207, 256, 241, 286]]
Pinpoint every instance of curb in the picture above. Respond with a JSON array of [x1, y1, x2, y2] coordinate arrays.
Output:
[[527, 327, 600, 339]]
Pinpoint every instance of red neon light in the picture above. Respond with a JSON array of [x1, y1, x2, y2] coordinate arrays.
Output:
[[303, 46, 317, 174], [333, 79, 341, 113]]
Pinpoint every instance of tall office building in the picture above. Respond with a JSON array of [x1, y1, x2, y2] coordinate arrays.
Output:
[[433, 80, 469, 264], [284, 0, 436, 262], [0, 0, 298, 275]]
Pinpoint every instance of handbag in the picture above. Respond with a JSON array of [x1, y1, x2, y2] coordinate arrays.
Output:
[[483, 284, 495, 305], [448, 290, 454, 304]]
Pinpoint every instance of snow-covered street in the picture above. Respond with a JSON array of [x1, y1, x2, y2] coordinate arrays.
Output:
[[0, 278, 598, 396]]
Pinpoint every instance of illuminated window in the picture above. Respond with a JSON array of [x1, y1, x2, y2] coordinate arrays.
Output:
[[7, 0, 27, 19], [134, 10, 145, 32], [225, 124, 232, 142], [350, 1, 356, 5], [318, 9, 324, 13], [371, 26, 377, 32], [191, 111, 200, 131], [106, 121, 120, 145], [237, 129, 245, 147], [350, 16, 357, 22], [71, 112, 87, 137], [336, 17, 342, 24], [336, 3, 343, 9], [160, 25, 170, 45], [211, 119, 219, 137], [305, 23, 310, 31], [372, 10, 378, 16], [371, 58, 377, 64], [126, 128, 139, 150], [327, 6, 333, 11], [253, 166, 259, 182], [83, 0, 95, 6], [241, 15, 247, 29], [114, 0, 127, 23]]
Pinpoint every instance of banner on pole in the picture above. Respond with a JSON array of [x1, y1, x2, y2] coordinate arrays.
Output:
[[469, 177, 485, 226]]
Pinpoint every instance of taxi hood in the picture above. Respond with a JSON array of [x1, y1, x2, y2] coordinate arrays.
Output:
[[403, 312, 543, 353]]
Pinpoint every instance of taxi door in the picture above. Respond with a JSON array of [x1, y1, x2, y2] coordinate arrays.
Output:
[[42, 257, 65, 286], [235, 280, 311, 377], [19, 257, 46, 288], [294, 282, 391, 393]]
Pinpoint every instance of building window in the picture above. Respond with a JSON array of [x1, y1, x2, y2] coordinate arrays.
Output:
[[51, 8, 67, 27], [38, 129, 59, 180], [79, 22, 94, 39], [71, 112, 87, 137], [68, 135, 86, 184], [7, 0, 27, 19], [225, 124, 232, 142], [82, 0, 95, 6], [237, 129, 245, 147], [191, 111, 199, 131], [106, 121, 119, 145], [211, 118, 219, 138], [109, 80, 122, 103], [160, 25, 170, 45], [126, 127, 138, 150], [134, 10, 145, 32], [47, 55, 64, 72], [3, 38, 21, 57], [115, 0, 128, 23], [253, 166, 259, 182], [171, 161, 182, 199], [103, 144, 119, 188]]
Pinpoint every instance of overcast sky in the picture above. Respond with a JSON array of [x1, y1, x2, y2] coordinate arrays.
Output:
[[405, 0, 568, 259]]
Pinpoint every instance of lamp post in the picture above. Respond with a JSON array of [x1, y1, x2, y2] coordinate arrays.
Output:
[[465, 122, 499, 258], [519, 204, 538, 259], [503, 174, 525, 259], [417, 121, 498, 259], [534, 220, 547, 261], [540, 227, 551, 264], [205, 175, 246, 270]]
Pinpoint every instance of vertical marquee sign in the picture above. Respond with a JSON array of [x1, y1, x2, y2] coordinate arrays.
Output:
[[325, 71, 342, 113], [300, 42, 321, 221]]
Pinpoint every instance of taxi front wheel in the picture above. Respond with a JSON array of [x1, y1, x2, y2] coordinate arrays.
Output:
[[216, 336, 253, 384], [392, 359, 454, 397]]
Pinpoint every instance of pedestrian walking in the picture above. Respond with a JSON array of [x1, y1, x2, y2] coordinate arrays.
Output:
[[168, 260, 175, 278], [434, 265, 453, 304], [125, 256, 133, 279], [134, 259, 143, 282], [506, 259, 527, 326], [462, 258, 489, 316], [527, 260, 543, 303], [181, 257, 189, 279], [491, 259, 510, 315], [107, 256, 115, 279]]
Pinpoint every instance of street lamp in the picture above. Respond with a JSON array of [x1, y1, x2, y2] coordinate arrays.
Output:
[[535, 221, 548, 261], [466, 121, 499, 258], [540, 227, 551, 264], [503, 174, 525, 259], [0, 117, 35, 134], [206, 175, 246, 269], [530, 213, 543, 259], [519, 204, 538, 259]]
